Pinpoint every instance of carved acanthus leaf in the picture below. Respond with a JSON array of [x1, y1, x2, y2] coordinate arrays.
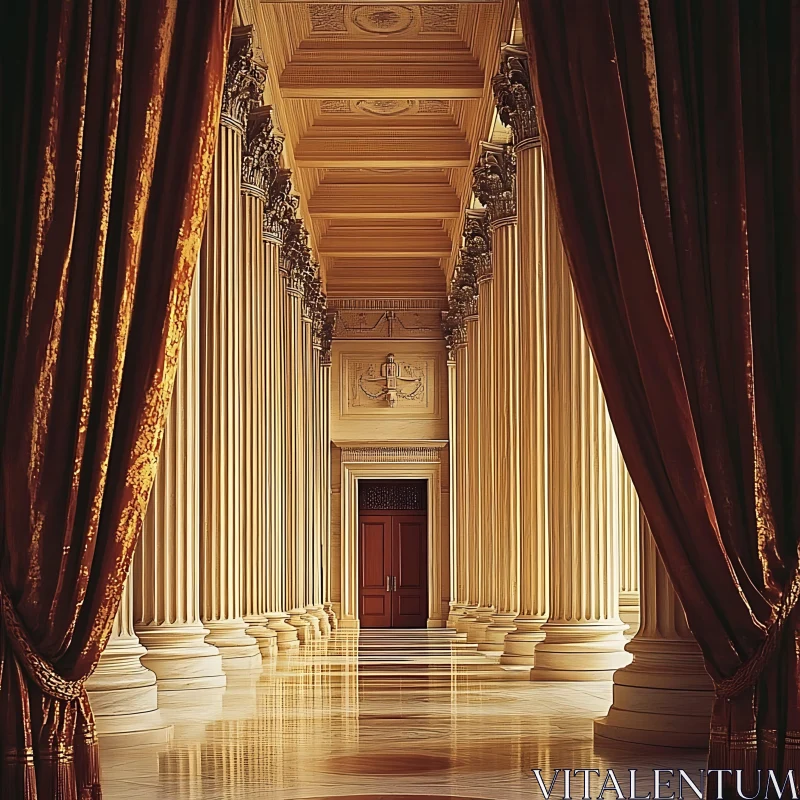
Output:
[[492, 45, 539, 147], [472, 143, 516, 224], [264, 168, 298, 243], [242, 107, 284, 197], [222, 28, 267, 131]]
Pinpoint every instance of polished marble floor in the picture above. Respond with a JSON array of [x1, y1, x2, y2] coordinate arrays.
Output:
[[101, 629, 707, 800]]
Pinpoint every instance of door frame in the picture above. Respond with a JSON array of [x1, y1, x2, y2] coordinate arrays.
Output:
[[338, 454, 444, 630]]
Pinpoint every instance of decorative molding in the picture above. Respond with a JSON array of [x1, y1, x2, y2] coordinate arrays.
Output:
[[333, 309, 444, 340], [492, 44, 540, 148], [320, 99, 352, 113], [349, 355, 429, 409], [418, 99, 450, 114], [309, 4, 347, 32], [420, 4, 458, 32], [328, 297, 448, 311], [352, 5, 415, 34], [339, 445, 444, 463], [221, 27, 267, 132], [264, 168, 298, 244], [472, 141, 517, 225], [355, 99, 415, 116], [242, 107, 283, 199]]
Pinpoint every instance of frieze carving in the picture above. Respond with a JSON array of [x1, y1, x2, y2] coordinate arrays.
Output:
[[264, 168, 298, 244], [310, 4, 347, 31], [418, 100, 450, 114], [321, 99, 352, 113], [343, 353, 436, 416], [242, 107, 283, 198], [355, 354, 424, 408], [352, 5, 414, 34], [472, 142, 517, 224], [341, 447, 441, 464], [420, 4, 458, 32], [333, 309, 443, 340], [492, 44, 540, 147], [222, 27, 267, 132]]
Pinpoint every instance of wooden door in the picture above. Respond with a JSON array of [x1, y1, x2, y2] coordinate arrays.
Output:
[[391, 514, 428, 628], [358, 514, 392, 627]]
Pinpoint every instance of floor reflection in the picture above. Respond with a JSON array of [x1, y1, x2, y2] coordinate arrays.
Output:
[[100, 629, 706, 799]]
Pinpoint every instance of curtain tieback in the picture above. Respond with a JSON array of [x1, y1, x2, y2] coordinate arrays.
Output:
[[714, 551, 800, 700], [0, 579, 87, 701]]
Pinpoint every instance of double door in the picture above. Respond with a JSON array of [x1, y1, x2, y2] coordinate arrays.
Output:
[[358, 512, 427, 628]]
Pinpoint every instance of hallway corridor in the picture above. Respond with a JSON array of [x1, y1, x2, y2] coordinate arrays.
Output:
[[100, 631, 706, 800]]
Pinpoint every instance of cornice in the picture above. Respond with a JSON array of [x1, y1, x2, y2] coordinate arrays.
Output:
[[492, 44, 540, 149], [221, 26, 267, 133], [472, 142, 517, 225]]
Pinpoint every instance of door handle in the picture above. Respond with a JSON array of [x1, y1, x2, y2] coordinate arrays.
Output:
[[392, 576, 397, 592], [386, 576, 391, 592]]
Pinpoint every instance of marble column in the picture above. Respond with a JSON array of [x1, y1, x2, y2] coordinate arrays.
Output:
[[444, 345, 461, 629], [492, 46, 550, 667], [473, 142, 520, 654], [619, 457, 641, 637], [132, 288, 226, 691], [531, 189, 630, 680], [282, 219, 312, 642], [320, 317, 338, 631], [240, 108, 278, 659], [302, 282, 324, 638], [463, 210, 496, 647], [307, 278, 330, 637], [86, 577, 173, 745], [263, 170, 300, 651], [595, 512, 713, 746], [198, 33, 264, 670]]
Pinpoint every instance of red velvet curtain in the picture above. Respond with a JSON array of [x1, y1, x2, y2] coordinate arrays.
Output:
[[520, 0, 799, 783], [0, 1, 234, 796]]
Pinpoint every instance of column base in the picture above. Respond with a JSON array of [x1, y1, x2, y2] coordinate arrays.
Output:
[[266, 612, 300, 650], [619, 590, 640, 638], [531, 621, 631, 680], [202, 618, 262, 670], [323, 602, 338, 632], [481, 612, 516, 654], [86, 641, 173, 748], [456, 606, 478, 636], [135, 624, 227, 691], [447, 603, 467, 630], [302, 612, 322, 639], [307, 604, 331, 638], [287, 608, 312, 642], [499, 616, 546, 667], [594, 637, 713, 748], [467, 607, 495, 645], [244, 615, 279, 659]]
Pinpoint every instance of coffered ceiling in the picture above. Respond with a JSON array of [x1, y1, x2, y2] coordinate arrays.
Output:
[[242, 0, 515, 298]]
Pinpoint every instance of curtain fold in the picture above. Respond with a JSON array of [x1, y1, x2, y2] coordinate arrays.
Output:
[[520, 0, 799, 783], [0, 1, 234, 796]]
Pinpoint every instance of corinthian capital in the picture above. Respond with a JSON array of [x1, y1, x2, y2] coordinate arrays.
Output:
[[264, 168, 298, 244], [492, 44, 540, 147], [321, 311, 336, 366], [282, 219, 311, 292], [472, 143, 516, 224], [221, 27, 267, 132], [242, 107, 284, 198], [462, 208, 492, 282]]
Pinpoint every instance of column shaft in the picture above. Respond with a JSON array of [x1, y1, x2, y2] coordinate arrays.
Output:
[[446, 356, 462, 628], [133, 287, 226, 690], [501, 142, 549, 665], [485, 217, 521, 651], [595, 512, 713, 746], [531, 190, 630, 680], [321, 348, 337, 631], [265, 235, 299, 650], [619, 458, 641, 637], [198, 122, 261, 670]]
